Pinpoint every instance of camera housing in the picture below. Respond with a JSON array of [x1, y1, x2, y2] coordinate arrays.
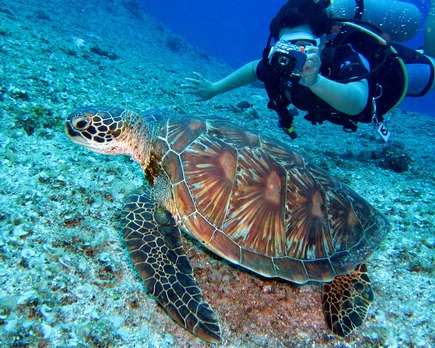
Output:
[[268, 41, 307, 76]]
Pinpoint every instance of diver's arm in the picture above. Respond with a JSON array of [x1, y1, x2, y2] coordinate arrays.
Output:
[[301, 46, 369, 115], [182, 60, 260, 100], [213, 60, 260, 95], [309, 77, 369, 115]]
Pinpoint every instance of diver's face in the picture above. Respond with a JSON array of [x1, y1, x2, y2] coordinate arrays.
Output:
[[279, 25, 314, 38], [278, 25, 318, 46]]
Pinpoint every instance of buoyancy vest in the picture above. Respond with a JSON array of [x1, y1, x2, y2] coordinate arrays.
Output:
[[258, 21, 408, 134]]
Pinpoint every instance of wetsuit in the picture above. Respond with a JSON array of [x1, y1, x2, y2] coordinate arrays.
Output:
[[256, 43, 372, 132]]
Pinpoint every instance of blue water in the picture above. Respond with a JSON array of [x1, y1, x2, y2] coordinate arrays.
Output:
[[141, 0, 434, 116]]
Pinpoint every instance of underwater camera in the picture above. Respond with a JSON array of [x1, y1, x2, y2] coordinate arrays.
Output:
[[268, 40, 307, 76]]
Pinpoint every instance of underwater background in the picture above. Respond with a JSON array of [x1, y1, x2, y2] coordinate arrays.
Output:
[[0, 0, 434, 347], [143, 0, 435, 116]]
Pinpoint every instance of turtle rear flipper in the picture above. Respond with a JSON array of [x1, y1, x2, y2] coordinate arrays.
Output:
[[121, 187, 222, 343], [321, 263, 374, 337]]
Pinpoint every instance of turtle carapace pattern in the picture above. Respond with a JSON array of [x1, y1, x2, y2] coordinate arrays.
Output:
[[65, 106, 390, 342]]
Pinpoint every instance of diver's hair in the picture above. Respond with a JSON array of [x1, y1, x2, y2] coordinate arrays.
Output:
[[269, 0, 331, 40]]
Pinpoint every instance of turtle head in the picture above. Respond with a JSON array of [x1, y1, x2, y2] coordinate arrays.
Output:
[[65, 106, 130, 155]]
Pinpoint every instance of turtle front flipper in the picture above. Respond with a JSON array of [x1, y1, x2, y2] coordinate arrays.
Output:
[[321, 263, 374, 337], [121, 187, 222, 343]]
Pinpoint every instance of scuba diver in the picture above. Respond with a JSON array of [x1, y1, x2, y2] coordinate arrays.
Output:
[[182, 0, 435, 141]]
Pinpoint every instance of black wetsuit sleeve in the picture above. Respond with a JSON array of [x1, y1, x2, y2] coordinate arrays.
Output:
[[256, 59, 269, 82], [331, 44, 369, 81]]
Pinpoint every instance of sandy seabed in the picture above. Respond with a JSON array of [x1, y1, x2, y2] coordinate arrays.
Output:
[[0, 0, 434, 347]]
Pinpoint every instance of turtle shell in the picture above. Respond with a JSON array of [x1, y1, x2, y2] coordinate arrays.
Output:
[[154, 115, 390, 284]]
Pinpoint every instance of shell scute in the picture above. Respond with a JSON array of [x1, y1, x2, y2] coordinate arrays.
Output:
[[305, 162, 342, 190], [304, 258, 336, 282], [349, 235, 378, 261], [208, 230, 241, 264], [174, 182, 196, 217], [273, 257, 309, 283], [185, 212, 216, 244], [163, 150, 184, 183], [167, 118, 207, 153], [326, 190, 365, 253], [207, 120, 261, 148], [224, 147, 287, 257], [261, 139, 306, 169], [328, 251, 356, 275], [240, 249, 276, 277], [285, 167, 334, 260], [180, 137, 237, 228]]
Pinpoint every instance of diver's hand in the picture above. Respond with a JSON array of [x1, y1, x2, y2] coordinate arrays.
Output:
[[181, 72, 216, 100], [299, 46, 322, 87]]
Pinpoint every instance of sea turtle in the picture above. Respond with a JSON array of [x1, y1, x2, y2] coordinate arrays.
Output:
[[65, 106, 390, 343]]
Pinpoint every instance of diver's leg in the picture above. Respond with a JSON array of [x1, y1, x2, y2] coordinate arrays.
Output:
[[425, 0, 435, 57], [395, 41, 435, 96], [405, 57, 435, 95], [423, 55, 435, 93], [406, 0, 435, 95]]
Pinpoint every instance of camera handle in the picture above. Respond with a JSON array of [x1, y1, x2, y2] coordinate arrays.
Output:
[[260, 52, 298, 140], [267, 98, 298, 140]]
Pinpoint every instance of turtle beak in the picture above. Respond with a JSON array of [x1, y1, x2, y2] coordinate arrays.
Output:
[[64, 121, 99, 151], [65, 120, 80, 138], [64, 121, 90, 147]]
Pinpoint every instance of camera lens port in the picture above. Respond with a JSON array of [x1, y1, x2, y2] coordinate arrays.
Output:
[[278, 56, 290, 66]]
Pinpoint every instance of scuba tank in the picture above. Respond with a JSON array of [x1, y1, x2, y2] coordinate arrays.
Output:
[[327, 0, 421, 42]]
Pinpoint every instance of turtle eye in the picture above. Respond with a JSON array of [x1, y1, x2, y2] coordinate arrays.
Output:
[[72, 114, 90, 130]]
